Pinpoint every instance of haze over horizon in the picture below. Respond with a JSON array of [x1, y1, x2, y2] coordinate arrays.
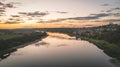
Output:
[[0, 0, 120, 29]]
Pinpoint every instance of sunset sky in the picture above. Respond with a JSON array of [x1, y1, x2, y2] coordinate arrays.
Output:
[[0, 0, 120, 29]]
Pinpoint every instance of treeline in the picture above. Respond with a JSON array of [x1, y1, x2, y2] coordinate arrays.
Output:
[[78, 24, 120, 46], [0, 32, 47, 50]]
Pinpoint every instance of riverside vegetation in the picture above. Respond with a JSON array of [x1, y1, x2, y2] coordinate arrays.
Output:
[[76, 24, 120, 61], [0, 30, 47, 50]]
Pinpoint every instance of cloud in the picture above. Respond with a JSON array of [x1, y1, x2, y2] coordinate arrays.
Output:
[[40, 12, 120, 23], [55, 11, 68, 14], [0, 1, 20, 17], [3, 21, 22, 24], [8, 2, 21, 5], [37, 18, 67, 23], [4, 21, 18, 24], [49, 11, 68, 14], [47, 19, 66, 22], [18, 12, 27, 15], [37, 13, 111, 23], [2, 18, 24, 24], [102, 19, 120, 22], [113, 7, 120, 10], [3, 3, 15, 8], [106, 10, 112, 12], [109, 13, 120, 17], [0, 13, 4, 16], [18, 11, 49, 17], [101, 4, 109, 6], [90, 13, 110, 18], [0, 7, 5, 16], [82, 13, 120, 22], [105, 7, 120, 12], [37, 12, 119, 23], [93, 18, 120, 22], [68, 13, 110, 20], [11, 15, 20, 17], [0, 8, 5, 12], [5, 2, 21, 8], [0, 1, 21, 8], [0, 2, 4, 6], [27, 11, 49, 17], [68, 16, 97, 20]]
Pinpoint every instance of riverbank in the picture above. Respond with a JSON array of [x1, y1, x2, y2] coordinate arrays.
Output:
[[80, 36, 120, 61], [0, 35, 47, 61], [50, 31, 120, 61], [0, 32, 48, 51]]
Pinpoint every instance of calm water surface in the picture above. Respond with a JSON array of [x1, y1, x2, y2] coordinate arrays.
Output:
[[0, 32, 116, 67]]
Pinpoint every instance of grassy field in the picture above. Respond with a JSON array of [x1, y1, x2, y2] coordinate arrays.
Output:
[[0, 32, 47, 50], [0, 34, 23, 40]]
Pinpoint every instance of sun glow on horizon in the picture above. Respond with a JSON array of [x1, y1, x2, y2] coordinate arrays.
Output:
[[0, 0, 120, 29]]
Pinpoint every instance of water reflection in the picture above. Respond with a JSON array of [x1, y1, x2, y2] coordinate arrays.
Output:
[[47, 32, 75, 40], [57, 44, 67, 47], [0, 41, 48, 61], [35, 41, 49, 47], [0, 32, 116, 67], [110, 59, 120, 67]]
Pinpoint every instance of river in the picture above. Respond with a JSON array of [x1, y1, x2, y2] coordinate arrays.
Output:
[[0, 32, 116, 67]]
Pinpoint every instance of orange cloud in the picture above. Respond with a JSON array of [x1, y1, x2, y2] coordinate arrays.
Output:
[[0, 21, 109, 29]]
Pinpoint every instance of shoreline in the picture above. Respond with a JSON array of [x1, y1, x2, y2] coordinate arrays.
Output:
[[63, 32, 120, 67], [80, 37, 120, 60], [0, 36, 47, 53], [0, 32, 48, 51], [79, 37, 120, 67]]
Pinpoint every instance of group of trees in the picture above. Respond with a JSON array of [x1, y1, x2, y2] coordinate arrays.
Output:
[[78, 24, 120, 46]]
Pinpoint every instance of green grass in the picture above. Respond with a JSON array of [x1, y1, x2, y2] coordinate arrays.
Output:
[[0, 32, 48, 50], [80, 36, 120, 61], [0, 34, 23, 40]]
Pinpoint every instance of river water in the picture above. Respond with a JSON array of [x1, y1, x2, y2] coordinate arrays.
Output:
[[0, 32, 116, 67]]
